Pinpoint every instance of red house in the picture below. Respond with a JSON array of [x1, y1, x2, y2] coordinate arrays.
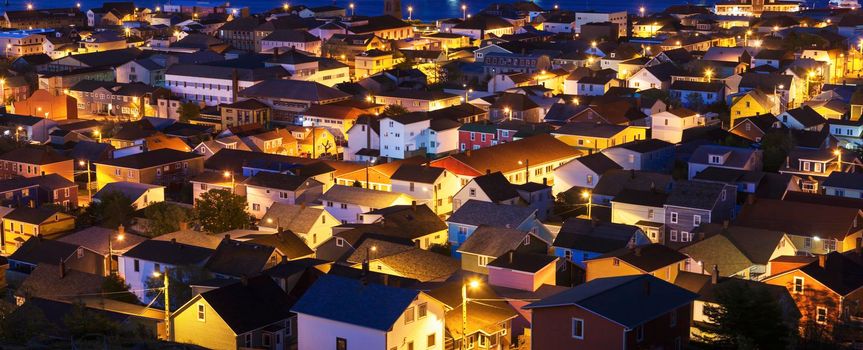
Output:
[[458, 123, 498, 151], [524, 274, 696, 350]]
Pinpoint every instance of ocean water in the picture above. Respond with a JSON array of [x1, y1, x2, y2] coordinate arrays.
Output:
[[0, 0, 713, 21]]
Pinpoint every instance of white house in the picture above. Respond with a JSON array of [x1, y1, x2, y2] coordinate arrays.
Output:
[[651, 108, 705, 144], [243, 172, 324, 219], [92, 181, 165, 209], [258, 202, 338, 248], [451, 171, 520, 212], [118, 239, 214, 303], [380, 114, 459, 160], [320, 185, 413, 224], [687, 145, 763, 180], [390, 164, 462, 214], [165, 64, 289, 106], [575, 11, 628, 37], [552, 153, 622, 195], [822, 172, 863, 199], [293, 274, 446, 350], [345, 117, 381, 162]]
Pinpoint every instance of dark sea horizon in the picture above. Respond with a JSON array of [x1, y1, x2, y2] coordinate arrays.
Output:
[[0, 0, 828, 22]]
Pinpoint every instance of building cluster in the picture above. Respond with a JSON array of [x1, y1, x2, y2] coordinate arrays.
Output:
[[1, 0, 863, 349]]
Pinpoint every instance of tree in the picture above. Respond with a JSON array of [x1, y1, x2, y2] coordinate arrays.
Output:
[[194, 189, 253, 233], [80, 191, 136, 228], [685, 92, 706, 112], [761, 130, 794, 172], [63, 302, 120, 338], [143, 202, 191, 237], [176, 102, 201, 123], [101, 273, 140, 305], [697, 281, 795, 349], [0, 301, 52, 344], [380, 104, 410, 117]]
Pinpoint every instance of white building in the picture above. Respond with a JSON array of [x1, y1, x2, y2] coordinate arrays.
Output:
[[164, 64, 289, 106], [243, 172, 324, 219], [0, 29, 50, 58], [344, 118, 380, 162], [651, 108, 705, 144], [320, 185, 413, 224], [118, 239, 214, 303], [390, 164, 462, 214], [552, 153, 622, 195], [379, 114, 460, 159], [575, 11, 628, 37]]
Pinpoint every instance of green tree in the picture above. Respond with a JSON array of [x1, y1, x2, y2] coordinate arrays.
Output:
[[143, 202, 191, 237], [63, 302, 121, 338], [176, 102, 201, 123], [0, 301, 53, 344], [697, 281, 795, 349], [380, 104, 410, 117], [101, 273, 140, 305], [80, 191, 136, 228], [194, 189, 253, 233], [685, 92, 706, 112], [761, 130, 794, 172]]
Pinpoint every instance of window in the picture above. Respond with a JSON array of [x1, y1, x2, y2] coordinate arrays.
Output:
[[647, 209, 654, 220], [693, 215, 701, 227], [681, 231, 690, 242], [340, 203, 348, 209], [133, 259, 140, 272], [252, 203, 260, 211], [469, 188, 476, 197], [586, 174, 593, 185], [418, 303, 428, 318], [793, 276, 804, 294], [197, 304, 205, 321], [709, 155, 722, 164], [612, 258, 620, 266], [427, 333, 436, 347], [478, 255, 491, 267], [804, 237, 812, 248], [337, 337, 347, 350], [816, 307, 828, 324], [824, 239, 836, 252], [286, 317, 293, 336], [670, 212, 678, 223], [523, 235, 530, 245], [262, 334, 272, 347], [670, 230, 678, 242], [405, 306, 415, 324], [571, 318, 584, 339], [336, 237, 345, 247]]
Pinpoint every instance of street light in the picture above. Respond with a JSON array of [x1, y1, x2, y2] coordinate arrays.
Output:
[[744, 30, 752, 47], [503, 107, 511, 121], [152, 269, 171, 341], [79, 160, 92, 202], [639, 6, 645, 17], [461, 279, 481, 350], [407, 5, 413, 21], [581, 190, 592, 219], [834, 148, 843, 172], [349, 3, 355, 16], [704, 69, 713, 82], [283, 3, 289, 11], [106, 228, 124, 274], [462, 4, 467, 20], [93, 130, 101, 143], [26, 3, 32, 10], [15, 126, 22, 142], [223, 170, 234, 192]]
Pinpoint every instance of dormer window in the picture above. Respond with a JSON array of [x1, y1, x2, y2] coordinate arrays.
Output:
[[709, 155, 722, 165]]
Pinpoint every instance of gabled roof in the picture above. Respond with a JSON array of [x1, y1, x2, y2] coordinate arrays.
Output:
[[524, 275, 697, 328], [553, 218, 642, 252], [5, 207, 67, 225], [291, 274, 421, 331], [374, 248, 460, 282], [244, 231, 314, 260], [204, 239, 277, 277], [552, 122, 628, 138], [447, 200, 535, 228], [611, 139, 675, 153], [95, 149, 203, 169], [435, 134, 581, 176], [781, 106, 826, 129], [823, 172, 863, 191], [488, 251, 557, 273], [670, 80, 725, 93], [681, 223, 786, 274], [592, 169, 673, 198], [470, 171, 520, 202], [689, 144, 759, 168], [572, 152, 622, 175], [390, 164, 445, 183], [457, 225, 535, 257], [122, 239, 213, 265], [591, 243, 687, 272], [196, 275, 295, 334], [93, 181, 162, 203], [8, 237, 78, 265], [239, 79, 351, 101], [643, 62, 685, 81], [321, 185, 409, 208], [243, 172, 318, 192], [736, 199, 862, 240], [0, 147, 70, 165], [611, 189, 669, 207], [665, 180, 729, 210]]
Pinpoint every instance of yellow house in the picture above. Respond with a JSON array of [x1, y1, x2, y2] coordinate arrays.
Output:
[[730, 89, 775, 126], [585, 243, 687, 283], [551, 122, 648, 153], [2, 207, 75, 254], [171, 275, 296, 349], [354, 49, 396, 78], [93, 149, 205, 190], [295, 126, 341, 158]]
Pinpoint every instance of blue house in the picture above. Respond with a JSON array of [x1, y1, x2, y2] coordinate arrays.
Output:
[[446, 200, 551, 256], [552, 217, 650, 267]]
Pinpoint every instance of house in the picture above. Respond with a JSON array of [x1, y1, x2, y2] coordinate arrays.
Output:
[[425, 281, 521, 349], [93, 149, 205, 190], [601, 139, 675, 172], [651, 108, 706, 144], [0, 114, 59, 143], [687, 145, 763, 180], [664, 181, 737, 249], [575, 75, 621, 96], [457, 225, 548, 274], [165, 62, 289, 106], [451, 171, 520, 212], [736, 198, 863, 255], [261, 30, 322, 55], [204, 238, 283, 279], [190, 170, 248, 205], [446, 200, 552, 255], [172, 275, 297, 350], [680, 223, 796, 280], [670, 81, 726, 108], [550, 122, 647, 153], [219, 99, 272, 131], [779, 148, 858, 192], [92, 181, 165, 209], [2, 208, 75, 255], [591, 169, 674, 206], [358, 204, 449, 249], [373, 89, 461, 113], [243, 172, 324, 218], [627, 62, 683, 91], [292, 274, 446, 350], [488, 251, 559, 292], [0, 148, 75, 182], [584, 243, 687, 283], [489, 92, 546, 123], [763, 251, 863, 336], [6, 237, 103, 283], [729, 89, 776, 126], [553, 218, 651, 267], [610, 189, 670, 243], [354, 50, 396, 78], [450, 14, 515, 40], [728, 114, 783, 143], [118, 239, 214, 303], [776, 106, 827, 132], [379, 112, 461, 159], [334, 158, 423, 192], [193, 136, 254, 159], [320, 185, 413, 224], [360, 248, 460, 282], [258, 203, 337, 248], [431, 134, 582, 185], [552, 152, 622, 195], [525, 274, 697, 350], [237, 79, 351, 124], [390, 164, 461, 214], [238, 231, 315, 262], [0, 177, 40, 209], [822, 172, 863, 199]]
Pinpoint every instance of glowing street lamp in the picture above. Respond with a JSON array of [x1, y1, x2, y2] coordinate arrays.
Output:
[[26, 3, 33, 10], [581, 190, 592, 219], [462, 4, 467, 20], [460, 279, 481, 350], [407, 5, 413, 21], [349, 3, 355, 16], [639, 6, 645, 17], [704, 69, 714, 82]]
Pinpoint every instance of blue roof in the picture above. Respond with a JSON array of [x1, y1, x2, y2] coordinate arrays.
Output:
[[291, 274, 420, 331], [524, 275, 697, 329]]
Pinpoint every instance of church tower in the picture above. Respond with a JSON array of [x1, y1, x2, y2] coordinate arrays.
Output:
[[384, 0, 402, 18]]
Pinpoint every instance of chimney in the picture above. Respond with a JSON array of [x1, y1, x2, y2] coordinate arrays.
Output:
[[711, 264, 719, 284], [240, 275, 248, 286], [117, 224, 125, 237], [179, 221, 189, 231], [634, 247, 642, 256], [59, 258, 66, 279], [818, 254, 826, 268], [542, 177, 548, 185], [273, 47, 280, 58], [224, 234, 231, 240], [722, 220, 730, 229], [231, 68, 239, 102], [411, 200, 417, 212], [170, 238, 177, 244], [361, 259, 370, 285], [486, 169, 491, 175], [508, 250, 514, 264]]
